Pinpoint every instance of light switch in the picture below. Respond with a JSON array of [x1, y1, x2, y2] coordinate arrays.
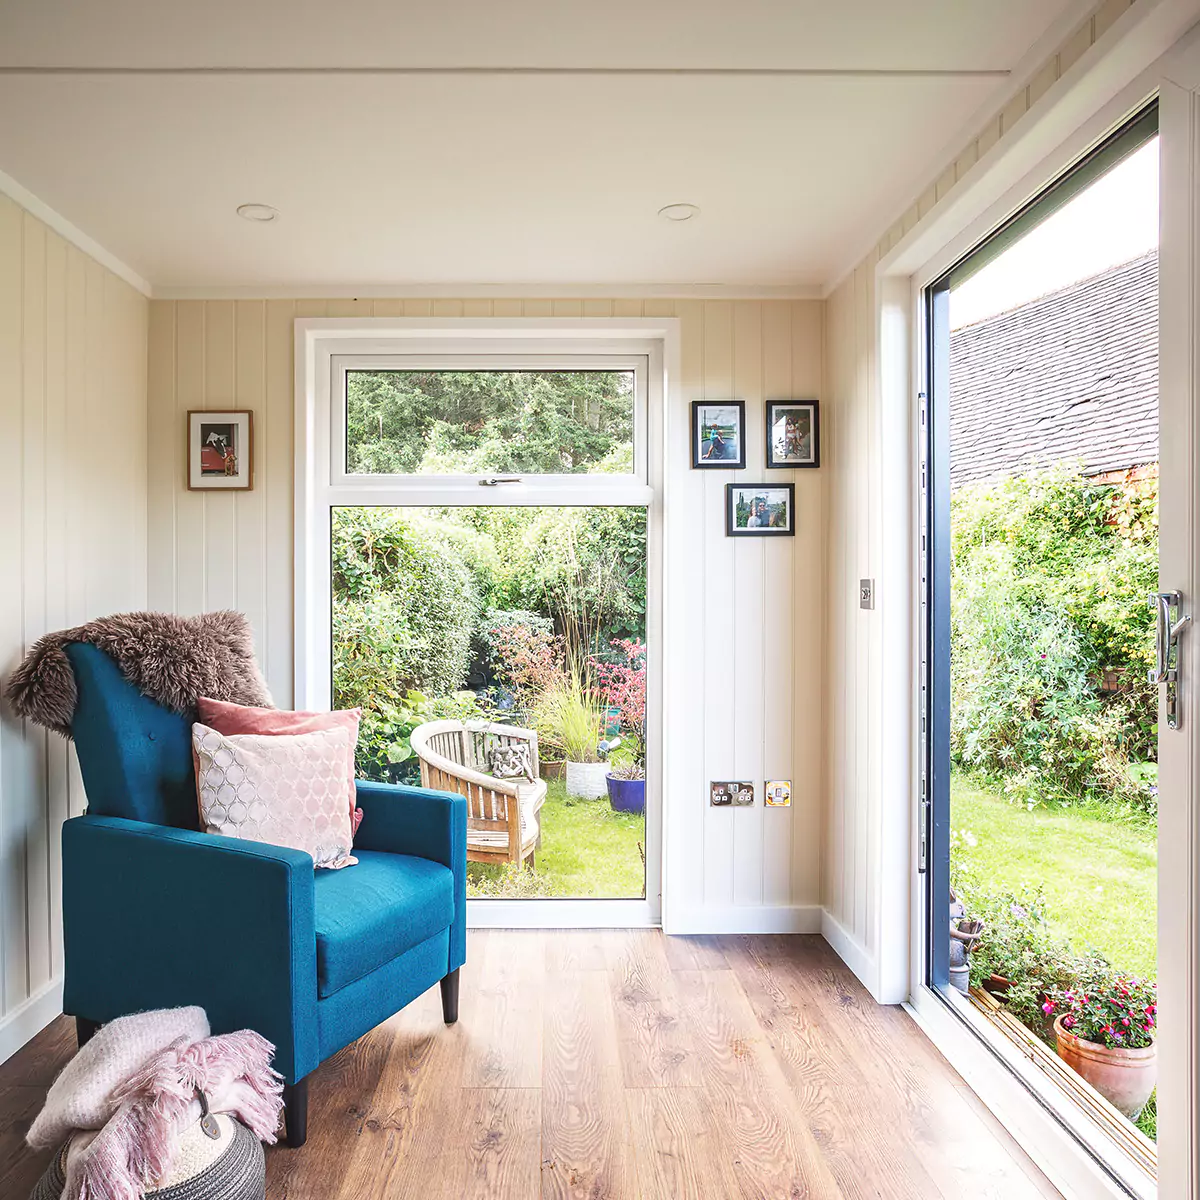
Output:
[[859, 578, 875, 610]]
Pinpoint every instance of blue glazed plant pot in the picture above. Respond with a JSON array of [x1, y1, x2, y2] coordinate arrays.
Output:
[[606, 774, 645, 814]]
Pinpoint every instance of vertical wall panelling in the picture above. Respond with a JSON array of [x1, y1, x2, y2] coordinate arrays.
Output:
[[700, 300, 735, 909], [0, 198, 148, 1061], [147, 297, 824, 931], [819, 0, 1124, 998], [731, 301, 764, 908]]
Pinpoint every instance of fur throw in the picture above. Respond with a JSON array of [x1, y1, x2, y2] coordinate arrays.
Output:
[[28, 1007, 282, 1200], [5, 611, 272, 738]]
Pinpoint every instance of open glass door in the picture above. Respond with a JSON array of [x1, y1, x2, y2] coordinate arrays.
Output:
[[924, 105, 1167, 1184]]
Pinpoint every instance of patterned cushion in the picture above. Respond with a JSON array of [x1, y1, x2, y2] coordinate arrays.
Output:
[[192, 723, 357, 869], [488, 740, 534, 781], [195, 697, 363, 837]]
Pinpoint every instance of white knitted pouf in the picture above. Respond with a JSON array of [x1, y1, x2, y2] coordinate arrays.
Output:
[[30, 1114, 265, 1200]]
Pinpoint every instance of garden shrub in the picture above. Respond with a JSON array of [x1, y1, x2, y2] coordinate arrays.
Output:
[[332, 508, 480, 715], [356, 690, 488, 784], [951, 466, 1158, 811]]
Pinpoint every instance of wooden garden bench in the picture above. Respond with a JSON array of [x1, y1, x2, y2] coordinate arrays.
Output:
[[410, 719, 548, 866]]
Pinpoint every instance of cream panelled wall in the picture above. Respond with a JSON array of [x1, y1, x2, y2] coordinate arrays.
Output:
[[146, 297, 825, 920], [0, 196, 148, 1054], [820, 0, 1133, 985]]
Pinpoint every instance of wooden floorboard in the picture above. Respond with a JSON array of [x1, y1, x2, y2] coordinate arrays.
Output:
[[0, 932, 1061, 1199]]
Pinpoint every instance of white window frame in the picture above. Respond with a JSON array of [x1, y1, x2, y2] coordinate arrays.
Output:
[[295, 318, 669, 929]]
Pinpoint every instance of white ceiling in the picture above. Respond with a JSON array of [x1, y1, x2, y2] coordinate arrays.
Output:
[[0, 0, 1085, 293]]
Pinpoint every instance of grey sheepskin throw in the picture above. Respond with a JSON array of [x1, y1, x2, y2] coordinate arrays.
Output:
[[6, 610, 273, 738]]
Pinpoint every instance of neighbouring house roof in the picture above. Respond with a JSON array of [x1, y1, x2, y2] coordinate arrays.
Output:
[[949, 250, 1158, 489]]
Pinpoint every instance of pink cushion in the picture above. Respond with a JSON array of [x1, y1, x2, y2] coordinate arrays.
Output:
[[196, 696, 363, 836], [192, 723, 357, 869]]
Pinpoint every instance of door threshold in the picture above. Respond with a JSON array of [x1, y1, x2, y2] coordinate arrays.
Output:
[[466, 897, 658, 928], [907, 984, 1156, 1200]]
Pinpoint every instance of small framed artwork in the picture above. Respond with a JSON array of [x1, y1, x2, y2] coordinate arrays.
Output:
[[692, 401, 745, 469], [710, 781, 754, 807], [765, 780, 792, 807], [188, 410, 253, 490], [726, 483, 795, 537], [766, 400, 820, 468]]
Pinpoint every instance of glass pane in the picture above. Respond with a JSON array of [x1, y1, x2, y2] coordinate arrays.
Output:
[[332, 504, 648, 899], [345, 370, 635, 475], [944, 136, 1159, 1140]]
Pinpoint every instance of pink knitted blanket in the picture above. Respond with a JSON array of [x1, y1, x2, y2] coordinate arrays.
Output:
[[28, 1008, 283, 1200]]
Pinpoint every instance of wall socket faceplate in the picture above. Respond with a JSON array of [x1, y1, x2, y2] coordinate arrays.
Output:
[[859, 578, 875, 610]]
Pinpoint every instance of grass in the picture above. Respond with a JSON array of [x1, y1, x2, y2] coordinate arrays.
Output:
[[467, 778, 646, 899], [953, 775, 1159, 1141], [951, 775, 1157, 979]]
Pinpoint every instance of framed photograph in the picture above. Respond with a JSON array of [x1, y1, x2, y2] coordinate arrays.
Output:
[[766, 400, 820, 468], [711, 781, 753, 807], [692, 401, 745, 469], [188, 410, 253, 490], [765, 780, 792, 808], [726, 483, 795, 537]]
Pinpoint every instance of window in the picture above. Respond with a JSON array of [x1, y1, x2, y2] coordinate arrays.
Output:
[[297, 324, 665, 927]]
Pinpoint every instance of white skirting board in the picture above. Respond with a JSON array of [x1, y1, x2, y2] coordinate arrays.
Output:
[[0, 977, 63, 1068], [820, 909, 879, 998], [665, 904, 823, 935]]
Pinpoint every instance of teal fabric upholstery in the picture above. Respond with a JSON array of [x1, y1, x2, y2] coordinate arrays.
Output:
[[61, 644, 467, 1089], [318, 928, 450, 1060], [314, 851, 453, 998], [66, 643, 200, 829], [354, 781, 467, 975]]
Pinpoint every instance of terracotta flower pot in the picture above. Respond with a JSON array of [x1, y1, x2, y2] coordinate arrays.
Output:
[[1053, 1015, 1157, 1119]]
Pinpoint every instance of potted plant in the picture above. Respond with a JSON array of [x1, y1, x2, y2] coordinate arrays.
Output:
[[1044, 971, 1157, 1119], [606, 760, 645, 814], [534, 672, 609, 799]]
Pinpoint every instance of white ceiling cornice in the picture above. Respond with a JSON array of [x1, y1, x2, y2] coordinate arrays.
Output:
[[0, 166, 152, 295], [152, 281, 824, 301]]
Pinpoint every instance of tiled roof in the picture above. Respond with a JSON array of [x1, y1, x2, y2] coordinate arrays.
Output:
[[949, 251, 1157, 489]]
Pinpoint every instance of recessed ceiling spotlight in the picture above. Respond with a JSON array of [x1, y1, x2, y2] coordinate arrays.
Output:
[[236, 203, 279, 223], [658, 202, 700, 222]]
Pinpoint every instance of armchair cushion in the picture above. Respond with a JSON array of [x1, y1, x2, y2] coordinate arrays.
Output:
[[313, 850, 454, 998]]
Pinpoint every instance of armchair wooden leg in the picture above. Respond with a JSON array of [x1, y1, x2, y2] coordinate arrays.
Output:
[[76, 1017, 100, 1048], [283, 1078, 308, 1148], [440, 967, 460, 1025]]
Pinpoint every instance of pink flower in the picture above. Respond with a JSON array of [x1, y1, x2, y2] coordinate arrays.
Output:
[[1042, 1001, 1055, 1015]]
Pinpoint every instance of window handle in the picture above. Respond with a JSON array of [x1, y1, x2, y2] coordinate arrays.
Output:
[[478, 476, 522, 486]]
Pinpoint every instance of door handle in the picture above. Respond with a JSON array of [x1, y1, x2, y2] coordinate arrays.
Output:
[[1148, 591, 1191, 729]]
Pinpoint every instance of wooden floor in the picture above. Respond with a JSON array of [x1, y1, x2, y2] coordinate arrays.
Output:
[[0, 932, 1060, 1199]]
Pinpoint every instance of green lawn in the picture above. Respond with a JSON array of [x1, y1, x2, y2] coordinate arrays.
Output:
[[467, 778, 646, 899], [951, 776, 1157, 979]]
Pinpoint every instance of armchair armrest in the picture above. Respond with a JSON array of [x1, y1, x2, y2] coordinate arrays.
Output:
[[353, 781, 466, 973], [61, 815, 318, 1082]]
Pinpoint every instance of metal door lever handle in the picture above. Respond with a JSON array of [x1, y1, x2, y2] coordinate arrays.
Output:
[[1149, 591, 1190, 728]]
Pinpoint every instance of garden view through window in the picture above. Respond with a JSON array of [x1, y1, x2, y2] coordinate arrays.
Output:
[[944, 128, 1160, 1142], [332, 368, 648, 900]]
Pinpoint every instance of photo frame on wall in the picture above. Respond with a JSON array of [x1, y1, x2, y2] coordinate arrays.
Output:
[[726, 483, 795, 537], [766, 400, 820, 468], [188, 410, 253, 490], [691, 401, 746, 469]]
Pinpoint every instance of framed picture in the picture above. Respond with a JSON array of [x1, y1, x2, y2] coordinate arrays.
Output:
[[188, 410, 253, 490], [711, 781, 754, 807], [726, 483, 795, 537], [766, 400, 820, 468], [692, 401, 745, 469], [765, 780, 792, 807]]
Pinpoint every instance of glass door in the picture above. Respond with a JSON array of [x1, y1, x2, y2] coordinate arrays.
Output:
[[924, 105, 1163, 1174]]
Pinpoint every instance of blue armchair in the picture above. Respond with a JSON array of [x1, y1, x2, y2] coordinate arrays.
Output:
[[59, 643, 467, 1147]]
